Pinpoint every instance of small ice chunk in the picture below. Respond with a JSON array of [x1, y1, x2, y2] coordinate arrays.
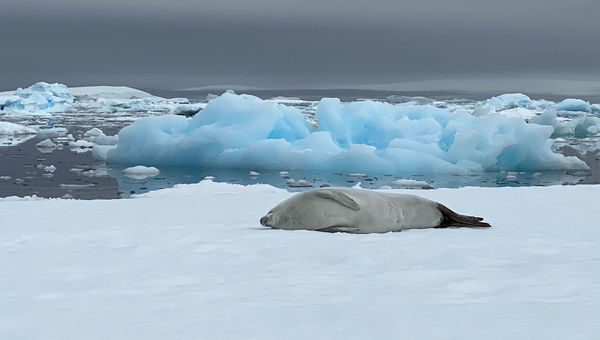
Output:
[[83, 128, 105, 137], [203, 176, 215, 181], [43, 165, 56, 173], [122, 166, 160, 179], [69, 140, 95, 148], [60, 183, 95, 189], [0, 176, 11, 180], [36, 139, 57, 148], [348, 173, 368, 178], [249, 171, 260, 177], [279, 171, 289, 178], [391, 179, 432, 189], [286, 179, 312, 187]]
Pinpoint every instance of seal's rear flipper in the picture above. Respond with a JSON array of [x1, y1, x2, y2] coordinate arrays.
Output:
[[315, 190, 360, 210], [436, 203, 491, 228]]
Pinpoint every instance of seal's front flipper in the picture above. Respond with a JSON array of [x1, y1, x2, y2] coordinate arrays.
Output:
[[315, 190, 360, 210], [317, 226, 361, 233]]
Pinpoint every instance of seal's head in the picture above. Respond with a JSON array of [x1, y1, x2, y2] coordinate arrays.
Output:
[[260, 188, 361, 231]]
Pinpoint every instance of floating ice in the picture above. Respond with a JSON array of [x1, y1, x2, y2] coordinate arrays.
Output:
[[43, 165, 57, 173], [69, 140, 95, 148], [556, 98, 591, 113], [286, 179, 312, 187], [82, 127, 118, 145], [484, 93, 532, 111], [122, 165, 160, 179], [102, 92, 588, 173], [0, 121, 37, 135], [391, 179, 432, 189], [36, 139, 57, 149], [0, 82, 73, 113]]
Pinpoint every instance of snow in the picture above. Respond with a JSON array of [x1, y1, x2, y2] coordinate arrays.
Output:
[[102, 92, 588, 173], [0, 181, 598, 339], [0, 121, 37, 135], [121, 165, 160, 179]]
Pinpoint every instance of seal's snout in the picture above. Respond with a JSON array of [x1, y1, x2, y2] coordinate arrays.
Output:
[[260, 214, 271, 227]]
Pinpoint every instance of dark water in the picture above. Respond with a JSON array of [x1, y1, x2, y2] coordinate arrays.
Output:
[[0, 135, 595, 200], [1, 89, 598, 199]]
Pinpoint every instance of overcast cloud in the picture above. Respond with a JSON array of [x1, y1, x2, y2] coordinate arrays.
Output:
[[1, 0, 598, 91]]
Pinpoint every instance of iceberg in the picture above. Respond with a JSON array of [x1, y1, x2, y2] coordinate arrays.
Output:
[[102, 92, 587, 173], [556, 98, 591, 113], [0, 82, 73, 113], [483, 93, 532, 111]]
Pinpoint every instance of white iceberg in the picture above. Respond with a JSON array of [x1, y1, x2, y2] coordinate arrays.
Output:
[[122, 165, 160, 179], [101, 92, 587, 173]]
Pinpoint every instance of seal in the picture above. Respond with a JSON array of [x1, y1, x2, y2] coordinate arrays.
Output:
[[260, 187, 490, 233]]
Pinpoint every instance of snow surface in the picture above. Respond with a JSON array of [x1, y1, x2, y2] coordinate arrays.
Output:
[[103, 92, 588, 173], [1, 181, 598, 339]]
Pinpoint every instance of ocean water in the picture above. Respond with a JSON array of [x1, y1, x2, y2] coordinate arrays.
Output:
[[0, 89, 598, 199]]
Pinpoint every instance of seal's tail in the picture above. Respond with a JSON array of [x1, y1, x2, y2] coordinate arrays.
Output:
[[436, 203, 491, 228]]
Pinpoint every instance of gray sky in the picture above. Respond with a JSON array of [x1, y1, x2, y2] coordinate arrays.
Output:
[[1, 0, 599, 92]]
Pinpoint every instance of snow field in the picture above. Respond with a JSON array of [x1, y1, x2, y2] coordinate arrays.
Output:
[[1, 182, 598, 339]]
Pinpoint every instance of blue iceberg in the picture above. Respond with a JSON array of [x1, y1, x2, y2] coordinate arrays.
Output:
[[0, 82, 73, 112], [556, 98, 591, 113], [101, 92, 587, 174]]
